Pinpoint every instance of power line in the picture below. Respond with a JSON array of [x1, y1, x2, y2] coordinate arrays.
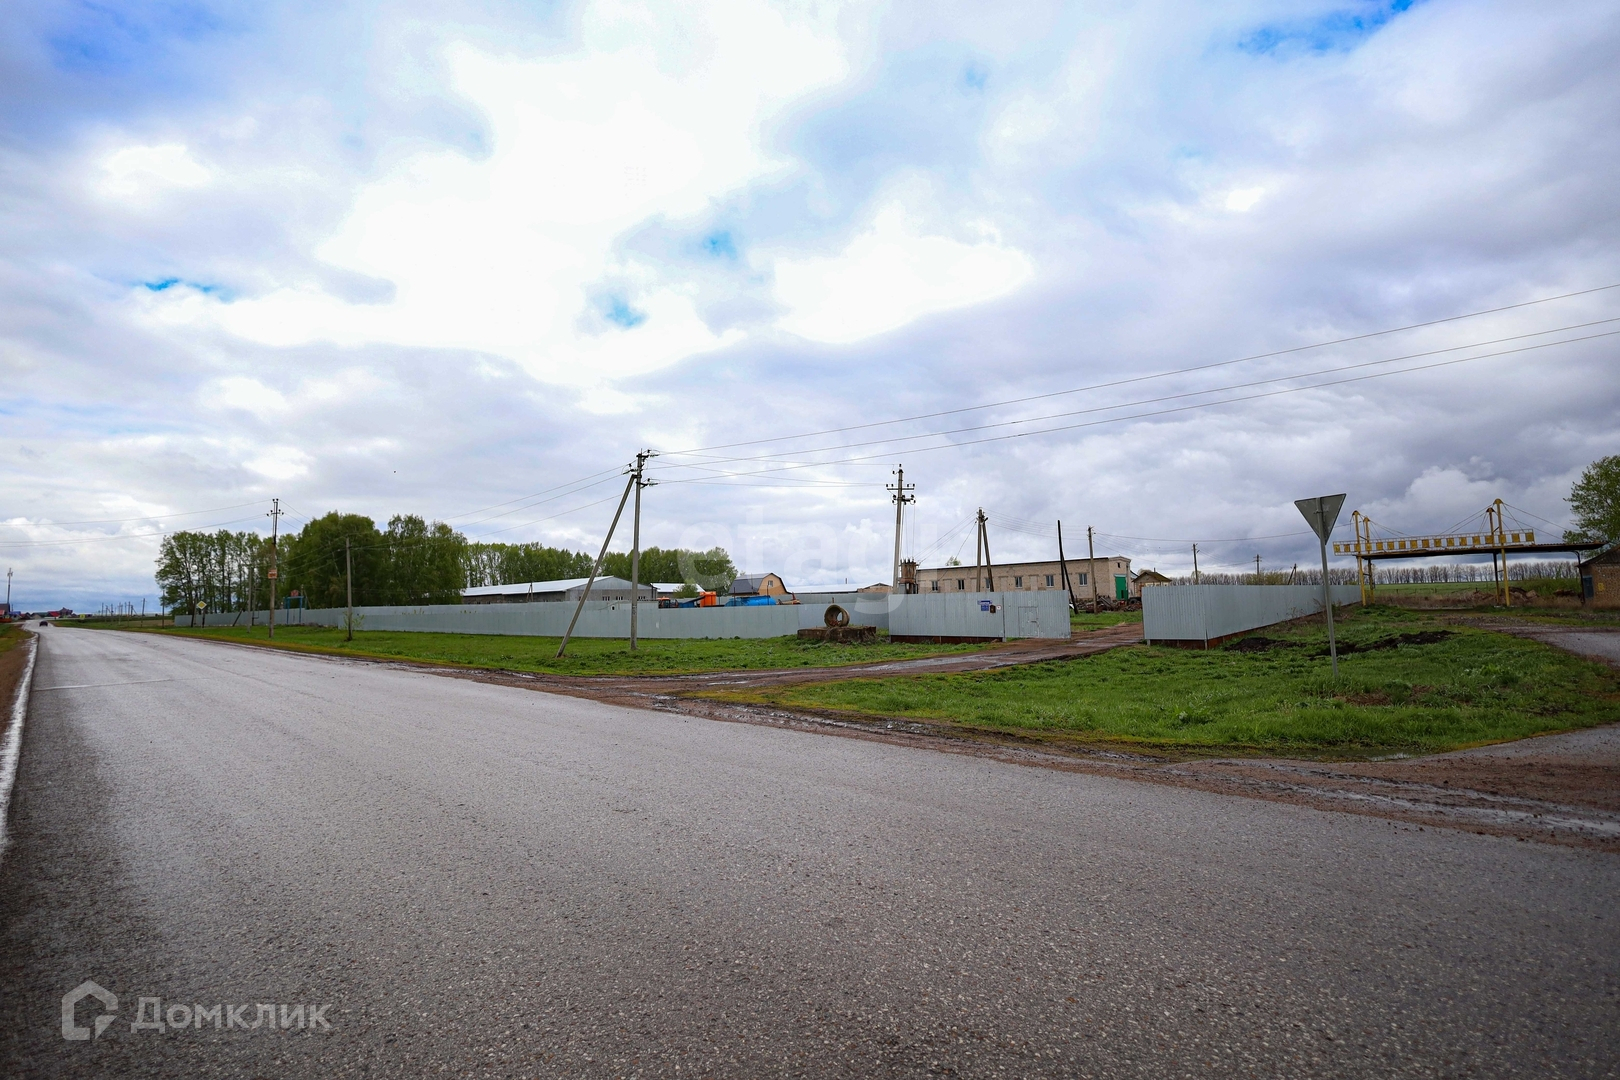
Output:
[[644, 327, 1620, 484], [662, 282, 1620, 457]]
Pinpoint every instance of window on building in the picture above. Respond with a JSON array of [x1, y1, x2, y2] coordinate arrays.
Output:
[[1045, 574, 1054, 587], [957, 579, 965, 590], [1014, 575, 1023, 587], [1078, 573, 1088, 585], [930, 580, 939, 591]]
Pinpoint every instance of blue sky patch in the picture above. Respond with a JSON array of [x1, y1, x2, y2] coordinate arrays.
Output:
[[603, 296, 647, 329], [1239, 0, 1418, 55], [704, 231, 738, 260], [48, 1, 238, 75]]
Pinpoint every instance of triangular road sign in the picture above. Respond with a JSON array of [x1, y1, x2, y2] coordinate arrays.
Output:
[[1295, 494, 1346, 545]]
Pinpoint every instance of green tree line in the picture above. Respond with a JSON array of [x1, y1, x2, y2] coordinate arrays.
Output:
[[156, 512, 738, 613]]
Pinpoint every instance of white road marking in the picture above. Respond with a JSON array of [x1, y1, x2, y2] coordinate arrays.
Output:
[[0, 634, 38, 859]]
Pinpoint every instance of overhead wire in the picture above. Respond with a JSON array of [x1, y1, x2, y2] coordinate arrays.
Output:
[[648, 321, 1620, 475], [661, 282, 1620, 458]]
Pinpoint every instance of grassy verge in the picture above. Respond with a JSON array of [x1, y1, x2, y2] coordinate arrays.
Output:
[[95, 623, 988, 676], [718, 606, 1620, 756], [1070, 610, 1142, 631], [0, 621, 28, 658]]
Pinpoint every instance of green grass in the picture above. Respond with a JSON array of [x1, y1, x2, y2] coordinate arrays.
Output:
[[1070, 610, 1142, 631], [725, 606, 1620, 756], [107, 623, 988, 676], [0, 621, 27, 657]]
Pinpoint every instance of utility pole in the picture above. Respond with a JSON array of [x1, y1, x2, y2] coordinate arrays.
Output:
[[267, 499, 282, 639], [248, 560, 255, 628], [558, 465, 637, 659], [974, 510, 984, 592], [1057, 520, 1076, 613], [1191, 544, 1200, 585], [972, 508, 994, 593], [1087, 526, 1097, 613], [887, 466, 915, 594], [1255, 553, 1262, 583], [1493, 497, 1511, 607], [345, 537, 354, 642], [5, 568, 10, 617], [629, 449, 657, 651]]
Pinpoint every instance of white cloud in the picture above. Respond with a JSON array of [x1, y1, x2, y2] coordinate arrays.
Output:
[[1224, 186, 1266, 212], [137, 0, 851, 387], [771, 201, 1034, 344], [97, 143, 212, 199], [207, 377, 286, 413], [244, 446, 312, 481]]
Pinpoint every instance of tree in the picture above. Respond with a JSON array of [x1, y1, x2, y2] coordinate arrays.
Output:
[[382, 515, 467, 604], [464, 542, 592, 587], [281, 513, 384, 608], [156, 530, 268, 613], [601, 546, 736, 590], [1566, 455, 1620, 543]]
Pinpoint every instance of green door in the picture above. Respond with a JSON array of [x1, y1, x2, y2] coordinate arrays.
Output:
[[1114, 575, 1128, 600]]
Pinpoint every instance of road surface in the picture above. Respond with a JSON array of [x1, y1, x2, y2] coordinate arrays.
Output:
[[1, 625, 1615, 1078]]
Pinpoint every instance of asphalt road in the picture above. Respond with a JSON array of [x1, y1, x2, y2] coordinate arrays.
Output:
[[1, 626, 1616, 1079]]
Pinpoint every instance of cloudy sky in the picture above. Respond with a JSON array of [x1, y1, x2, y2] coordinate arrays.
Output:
[[3, 0, 1618, 609]]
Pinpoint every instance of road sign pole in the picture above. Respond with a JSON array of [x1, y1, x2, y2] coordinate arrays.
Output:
[[1320, 536, 1337, 677], [1295, 493, 1347, 680]]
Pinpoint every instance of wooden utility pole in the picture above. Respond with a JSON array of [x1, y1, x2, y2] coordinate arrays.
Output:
[[345, 537, 354, 642], [629, 450, 657, 651], [1192, 544, 1200, 585], [887, 466, 915, 594], [267, 499, 282, 640], [1087, 526, 1097, 612], [558, 467, 637, 659], [1057, 520, 1076, 613]]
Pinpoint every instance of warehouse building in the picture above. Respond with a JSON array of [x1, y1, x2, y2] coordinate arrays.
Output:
[[461, 576, 659, 604]]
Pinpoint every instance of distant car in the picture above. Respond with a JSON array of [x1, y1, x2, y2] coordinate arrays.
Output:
[[39, 621, 49, 627]]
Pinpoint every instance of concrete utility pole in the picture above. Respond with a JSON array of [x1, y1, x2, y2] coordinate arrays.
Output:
[[1087, 526, 1098, 613], [558, 466, 637, 659], [267, 499, 282, 640], [1192, 544, 1200, 585], [1255, 553, 1262, 583], [972, 509, 994, 593], [629, 449, 657, 651], [345, 537, 354, 642], [5, 568, 10, 616], [887, 466, 915, 594]]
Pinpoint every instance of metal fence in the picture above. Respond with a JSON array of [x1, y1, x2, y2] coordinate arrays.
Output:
[[170, 590, 1071, 641], [889, 591, 1071, 640], [1142, 584, 1361, 646]]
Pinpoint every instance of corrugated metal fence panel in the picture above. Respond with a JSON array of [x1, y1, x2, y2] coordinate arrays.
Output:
[[1142, 585, 1362, 643], [172, 592, 1069, 639], [889, 591, 1070, 640], [178, 601, 815, 639]]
